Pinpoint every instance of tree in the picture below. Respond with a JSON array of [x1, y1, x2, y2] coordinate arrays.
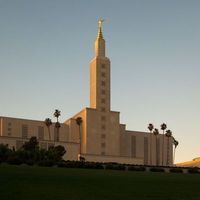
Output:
[[54, 109, 61, 144], [54, 109, 61, 122], [160, 123, 167, 166], [44, 118, 52, 141], [165, 129, 172, 166], [148, 123, 154, 165], [47, 145, 66, 162], [153, 128, 159, 166], [173, 138, 179, 165], [0, 144, 12, 162], [55, 122, 61, 144], [22, 136, 39, 151], [76, 117, 83, 160], [54, 145, 66, 158], [19, 137, 40, 164]]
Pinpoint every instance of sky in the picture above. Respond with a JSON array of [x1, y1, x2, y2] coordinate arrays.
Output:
[[0, 0, 199, 163]]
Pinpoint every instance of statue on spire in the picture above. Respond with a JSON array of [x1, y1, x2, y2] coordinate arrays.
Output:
[[98, 19, 104, 29]]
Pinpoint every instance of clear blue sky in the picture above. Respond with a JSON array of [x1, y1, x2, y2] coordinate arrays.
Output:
[[0, 0, 199, 163]]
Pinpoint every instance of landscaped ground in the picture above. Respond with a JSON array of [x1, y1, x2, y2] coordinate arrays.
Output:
[[0, 164, 200, 200]]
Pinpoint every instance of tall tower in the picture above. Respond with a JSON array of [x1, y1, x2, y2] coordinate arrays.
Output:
[[90, 20, 111, 112]]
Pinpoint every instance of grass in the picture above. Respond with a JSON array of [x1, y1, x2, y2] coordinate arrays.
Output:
[[0, 164, 200, 200]]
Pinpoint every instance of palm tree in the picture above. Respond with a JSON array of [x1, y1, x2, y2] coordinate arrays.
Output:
[[76, 117, 83, 160], [44, 118, 52, 141], [54, 109, 61, 123], [160, 123, 167, 166], [173, 138, 179, 165], [55, 122, 61, 144], [53, 109, 61, 144], [148, 123, 154, 165], [165, 129, 172, 166], [153, 128, 159, 166]]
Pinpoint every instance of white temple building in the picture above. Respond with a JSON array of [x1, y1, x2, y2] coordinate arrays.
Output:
[[0, 21, 173, 165]]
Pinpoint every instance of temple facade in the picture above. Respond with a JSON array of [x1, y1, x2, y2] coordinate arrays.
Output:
[[0, 21, 173, 165]]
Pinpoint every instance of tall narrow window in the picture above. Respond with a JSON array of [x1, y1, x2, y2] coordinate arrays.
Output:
[[101, 116, 106, 121], [101, 107, 105, 112], [144, 137, 148, 165], [101, 64, 105, 69], [101, 89, 106, 95], [131, 136, 136, 158], [38, 126, 44, 140], [101, 72, 106, 77], [156, 138, 160, 166], [101, 142, 106, 148], [7, 122, 12, 136], [101, 81, 106, 86], [101, 99, 105, 103], [101, 124, 106, 130], [22, 125, 28, 139], [101, 134, 106, 139]]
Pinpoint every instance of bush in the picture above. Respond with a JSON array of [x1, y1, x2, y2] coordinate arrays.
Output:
[[150, 167, 165, 172], [56, 161, 104, 169], [6, 154, 22, 165], [58, 161, 83, 168], [105, 164, 125, 170], [0, 144, 12, 162], [128, 166, 146, 171], [188, 168, 200, 174], [82, 162, 104, 169], [57, 161, 68, 168], [170, 168, 183, 173], [37, 160, 55, 167]]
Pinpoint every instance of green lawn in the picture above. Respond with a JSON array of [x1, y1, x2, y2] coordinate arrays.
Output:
[[0, 164, 200, 200]]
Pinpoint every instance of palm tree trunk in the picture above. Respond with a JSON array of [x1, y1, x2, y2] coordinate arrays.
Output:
[[150, 133, 152, 165], [162, 130, 165, 166], [173, 147, 176, 165]]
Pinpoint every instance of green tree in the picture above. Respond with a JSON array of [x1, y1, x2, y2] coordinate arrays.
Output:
[[173, 138, 179, 165], [148, 123, 154, 165], [153, 128, 159, 166], [76, 117, 83, 160], [54, 109, 61, 122], [54, 109, 61, 144], [22, 136, 39, 151], [165, 129, 172, 166], [0, 144, 12, 162], [46, 145, 66, 162], [44, 118, 52, 141], [160, 123, 167, 166]]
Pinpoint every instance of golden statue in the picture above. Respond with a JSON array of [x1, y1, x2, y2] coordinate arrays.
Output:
[[98, 19, 104, 29]]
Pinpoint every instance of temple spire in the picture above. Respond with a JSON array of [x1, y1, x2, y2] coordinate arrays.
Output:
[[97, 19, 104, 39], [95, 19, 105, 57]]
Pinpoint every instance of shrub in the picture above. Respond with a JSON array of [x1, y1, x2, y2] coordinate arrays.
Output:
[[82, 162, 104, 169], [188, 168, 200, 174], [6, 154, 22, 165], [57, 161, 68, 168], [37, 160, 55, 167], [128, 166, 146, 171], [105, 164, 125, 171], [150, 167, 165, 172], [0, 144, 12, 162], [169, 168, 183, 173]]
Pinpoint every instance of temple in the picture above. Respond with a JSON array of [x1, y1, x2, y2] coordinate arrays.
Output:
[[0, 21, 173, 165]]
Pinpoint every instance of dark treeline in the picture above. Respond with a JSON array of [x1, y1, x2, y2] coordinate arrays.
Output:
[[0, 137, 66, 166]]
